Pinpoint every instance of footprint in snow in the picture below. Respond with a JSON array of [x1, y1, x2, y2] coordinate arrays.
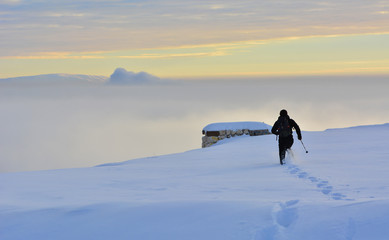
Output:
[[317, 181, 329, 188], [298, 172, 308, 179], [289, 168, 299, 174], [275, 200, 299, 228], [309, 176, 319, 182], [321, 186, 333, 195], [332, 193, 348, 200], [254, 199, 299, 239]]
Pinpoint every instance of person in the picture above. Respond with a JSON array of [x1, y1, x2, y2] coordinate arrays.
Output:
[[271, 109, 302, 165]]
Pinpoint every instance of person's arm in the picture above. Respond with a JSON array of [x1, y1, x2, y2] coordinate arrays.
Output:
[[271, 121, 279, 135], [291, 119, 302, 140]]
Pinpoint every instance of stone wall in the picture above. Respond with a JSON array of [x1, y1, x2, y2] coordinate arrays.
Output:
[[202, 128, 270, 148]]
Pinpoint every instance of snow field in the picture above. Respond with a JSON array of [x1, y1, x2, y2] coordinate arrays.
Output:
[[1, 124, 389, 239]]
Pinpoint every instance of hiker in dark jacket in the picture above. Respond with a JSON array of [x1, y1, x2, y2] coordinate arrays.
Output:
[[271, 109, 302, 165]]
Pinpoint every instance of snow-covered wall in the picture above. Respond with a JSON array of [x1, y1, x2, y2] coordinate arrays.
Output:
[[202, 121, 271, 148]]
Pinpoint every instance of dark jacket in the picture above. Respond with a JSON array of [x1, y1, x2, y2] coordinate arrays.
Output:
[[271, 115, 302, 140]]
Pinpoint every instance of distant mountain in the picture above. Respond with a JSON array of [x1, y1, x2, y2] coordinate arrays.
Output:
[[1, 68, 169, 86], [0, 73, 109, 85]]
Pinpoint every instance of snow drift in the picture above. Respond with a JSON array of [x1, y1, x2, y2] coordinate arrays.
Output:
[[1, 123, 389, 240]]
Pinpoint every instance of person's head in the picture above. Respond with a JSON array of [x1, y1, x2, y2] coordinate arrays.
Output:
[[280, 109, 288, 116]]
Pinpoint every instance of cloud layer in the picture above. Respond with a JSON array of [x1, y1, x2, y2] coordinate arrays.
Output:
[[1, 75, 388, 172], [1, 0, 388, 57]]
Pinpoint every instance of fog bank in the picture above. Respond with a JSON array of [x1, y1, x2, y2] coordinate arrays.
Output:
[[1, 75, 388, 172]]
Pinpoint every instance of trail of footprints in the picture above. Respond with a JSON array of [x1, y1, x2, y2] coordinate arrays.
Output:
[[286, 163, 353, 201], [255, 159, 354, 239]]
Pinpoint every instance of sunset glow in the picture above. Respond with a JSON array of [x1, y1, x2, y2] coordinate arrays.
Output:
[[1, 0, 389, 78]]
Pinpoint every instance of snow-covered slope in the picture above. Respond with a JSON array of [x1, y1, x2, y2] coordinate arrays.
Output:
[[1, 124, 389, 240], [0, 74, 108, 85]]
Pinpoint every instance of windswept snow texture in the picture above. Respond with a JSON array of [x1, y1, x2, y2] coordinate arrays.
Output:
[[1, 124, 389, 240], [203, 121, 271, 132]]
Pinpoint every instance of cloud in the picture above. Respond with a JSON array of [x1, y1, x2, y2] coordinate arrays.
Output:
[[0, 0, 21, 5], [1, 0, 389, 58], [1, 51, 106, 59], [118, 51, 226, 59], [107, 68, 162, 85]]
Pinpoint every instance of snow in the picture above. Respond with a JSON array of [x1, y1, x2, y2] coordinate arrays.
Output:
[[203, 121, 271, 132], [0, 74, 108, 85], [1, 123, 389, 239]]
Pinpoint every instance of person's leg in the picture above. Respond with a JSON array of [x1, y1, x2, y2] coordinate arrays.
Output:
[[286, 137, 294, 151], [279, 142, 286, 165], [279, 136, 293, 165]]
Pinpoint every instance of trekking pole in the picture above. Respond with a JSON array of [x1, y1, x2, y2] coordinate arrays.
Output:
[[300, 140, 308, 153]]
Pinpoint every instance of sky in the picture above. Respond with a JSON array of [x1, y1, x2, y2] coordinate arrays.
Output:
[[1, 0, 389, 172], [1, 0, 389, 78]]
